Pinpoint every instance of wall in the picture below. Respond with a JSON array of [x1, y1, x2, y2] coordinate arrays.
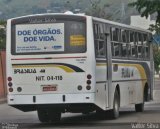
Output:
[[130, 15, 155, 33], [0, 51, 6, 99]]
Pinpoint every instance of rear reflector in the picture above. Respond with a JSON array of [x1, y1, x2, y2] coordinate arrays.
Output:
[[9, 88, 13, 92], [87, 80, 91, 85], [87, 74, 92, 79], [7, 77, 12, 81], [8, 82, 13, 87]]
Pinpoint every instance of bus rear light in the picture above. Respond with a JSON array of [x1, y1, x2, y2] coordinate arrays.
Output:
[[87, 80, 91, 85], [87, 74, 92, 79], [86, 86, 91, 90], [9, 88, 13, 92], [77, 85, 82, 91], [8, 82, 13, 87], [7, 77, 12, 81]]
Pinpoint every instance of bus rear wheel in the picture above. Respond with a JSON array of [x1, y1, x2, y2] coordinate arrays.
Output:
[[37, 109, 61, 123], [109, 90, 120, 119], [135, 103, 144, 112], [37, 109, 49, 123], [48, 111, 61, 123]]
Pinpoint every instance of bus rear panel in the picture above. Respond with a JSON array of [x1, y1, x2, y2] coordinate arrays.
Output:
[[7, 14, 95, 112]]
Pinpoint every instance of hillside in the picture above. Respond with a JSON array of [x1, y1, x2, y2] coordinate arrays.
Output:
[[0, 0, 139, 24]]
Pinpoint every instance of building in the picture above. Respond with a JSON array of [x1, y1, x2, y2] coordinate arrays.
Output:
[[130, 15, 155, 32]]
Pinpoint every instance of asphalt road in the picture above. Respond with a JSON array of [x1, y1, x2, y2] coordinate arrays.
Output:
[[0, 80, 160, 129]]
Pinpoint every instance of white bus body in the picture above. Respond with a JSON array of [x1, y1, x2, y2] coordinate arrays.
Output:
[[6, 14, 154, 122]]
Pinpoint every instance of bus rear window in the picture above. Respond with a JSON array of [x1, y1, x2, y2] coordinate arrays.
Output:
[[11, 16, 86, 55]]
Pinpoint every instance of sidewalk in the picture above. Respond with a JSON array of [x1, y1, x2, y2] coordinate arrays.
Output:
[[153, 90, 160, 103]]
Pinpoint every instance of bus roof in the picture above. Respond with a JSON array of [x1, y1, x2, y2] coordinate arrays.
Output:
[[8, 13, 85, 20], [8, 13, 151, 33]]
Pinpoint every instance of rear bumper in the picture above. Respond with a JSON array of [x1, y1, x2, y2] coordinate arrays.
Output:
[[8, 93, 95, 105]]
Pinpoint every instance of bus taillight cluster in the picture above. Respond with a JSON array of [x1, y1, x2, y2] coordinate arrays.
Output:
[[7, 77, 13, 92], [86, 74, 92, 90]]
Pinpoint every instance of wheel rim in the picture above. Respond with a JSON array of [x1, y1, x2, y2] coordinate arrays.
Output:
[[114, 98, 119, 113], [115, 99, 119, 112]]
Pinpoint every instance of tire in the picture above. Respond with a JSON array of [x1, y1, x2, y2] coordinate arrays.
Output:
[[135, 103, 144, 112], [109, 90, 120, 119], [96, 109, 106, 119], [48, 111, 61, 123], [37, 109, 49, 123], [38, 109, 61, 123], [82, 112, 90, 115]]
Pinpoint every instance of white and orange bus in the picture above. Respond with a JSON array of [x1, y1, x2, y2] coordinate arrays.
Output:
[[6, 13, 154, 122]]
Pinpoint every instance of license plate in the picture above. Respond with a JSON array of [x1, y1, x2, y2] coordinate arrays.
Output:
[[42, 85, 57, 92]]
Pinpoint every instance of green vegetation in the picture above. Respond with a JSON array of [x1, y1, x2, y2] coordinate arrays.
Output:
[[0, 0, 134, 50], [129, 0, 160, 23], [0, 20, 6, 50], [0, 0, 133, 23], [129, 0, 160, 73], [154, 46, 160, 73], [129, 0, 160, 33]]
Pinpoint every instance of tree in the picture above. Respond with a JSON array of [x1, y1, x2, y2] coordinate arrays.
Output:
[[0, 21, 6, 26], [129, 0, 160, 33], [129, 0, 160, 74], [129, 0, 160, 23], [0, 20, 6, 50], [152, 45, 160, 73]]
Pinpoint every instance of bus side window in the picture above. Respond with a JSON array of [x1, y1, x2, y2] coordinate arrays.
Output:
[[122, 43, 127, 57], [93, 24, 99, 39], [121, 29, 128, 57], [110, 27, 114, 56], [121, 29, 127, 43], [114, 43, 120, 57], [147, 33, 151, 59], [98, 41, 105, 56], [111, 27, 120, 57], [143, 33, 150, 59], [130, 31, 136, 58], [138, 33, 143, 58], [94, 23, 106, 58], [134, 32, 138, 58]]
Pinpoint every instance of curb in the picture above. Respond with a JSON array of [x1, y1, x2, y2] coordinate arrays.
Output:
[[0, 98, 7, 104]]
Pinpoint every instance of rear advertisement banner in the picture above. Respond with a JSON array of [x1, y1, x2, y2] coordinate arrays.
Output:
[[16, 23, 64, 53]]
